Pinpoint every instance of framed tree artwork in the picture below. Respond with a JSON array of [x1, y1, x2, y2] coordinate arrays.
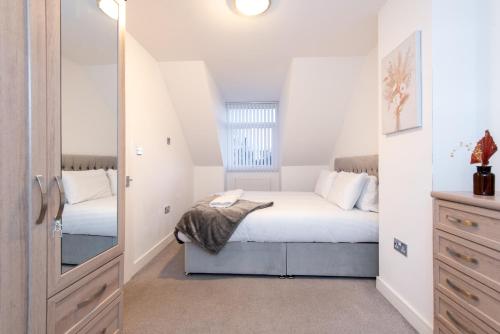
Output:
[[382, 31, 422, 135]]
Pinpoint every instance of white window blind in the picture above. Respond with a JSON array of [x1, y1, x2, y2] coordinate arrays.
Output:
[[225, 102, 278, 171]]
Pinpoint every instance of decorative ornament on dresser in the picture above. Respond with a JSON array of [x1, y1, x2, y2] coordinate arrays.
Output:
[[381, 31, 422, 135], [471, 130, 497, 196]]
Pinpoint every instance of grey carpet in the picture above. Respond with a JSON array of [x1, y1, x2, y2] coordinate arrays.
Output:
[[124, 242, 417, 334]]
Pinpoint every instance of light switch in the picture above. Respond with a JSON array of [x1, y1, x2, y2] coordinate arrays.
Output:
[[135, 146, 144, 156]]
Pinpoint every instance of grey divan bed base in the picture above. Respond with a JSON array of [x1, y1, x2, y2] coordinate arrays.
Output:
[[61, 154, 117, 266], [184, 155, 380, 278], [62, 233, 117, 265], [185, 242, 379, 277]]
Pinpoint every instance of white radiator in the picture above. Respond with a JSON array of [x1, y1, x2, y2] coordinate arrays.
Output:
[[225, 172, 280, 191]]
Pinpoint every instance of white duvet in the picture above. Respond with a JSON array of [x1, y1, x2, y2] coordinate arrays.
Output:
[[179, 191, 378, 243], [62, 196, 117, 237]]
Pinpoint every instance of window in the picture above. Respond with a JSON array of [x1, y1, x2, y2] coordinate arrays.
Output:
[[225, 102, 279, 171]]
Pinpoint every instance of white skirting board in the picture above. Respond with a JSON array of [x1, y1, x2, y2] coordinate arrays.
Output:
[[125, 232, 175, 283], [376, 277, 433, 334]]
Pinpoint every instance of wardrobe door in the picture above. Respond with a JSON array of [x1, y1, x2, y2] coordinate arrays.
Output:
[[46, 0, 126, 297], [0, 2, 30, 332], [1, 0, 48, 333]]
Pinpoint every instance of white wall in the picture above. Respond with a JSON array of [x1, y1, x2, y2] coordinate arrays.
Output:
[[489, 6, 500, 180], [280, 57, 364, 166], [61, 57, 117, 156], [332, 48, 379, 160], [193, 166, 225, 202], [432, 1, 487, 192], [276, 53, 378, 193], [432, 1, 500, 192], [159, 61, 229, 204], [478, 1, 500, 187], [278, 56, 369, 192], [125, 34, 194, 282], [281, 166, 328, 191], [159, 61, 225, 166], [376, 1, 434, 333]]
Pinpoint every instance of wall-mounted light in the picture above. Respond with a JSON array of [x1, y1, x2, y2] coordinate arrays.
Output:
[[97, 0, 119, 20], [234, 0, 271, 16]]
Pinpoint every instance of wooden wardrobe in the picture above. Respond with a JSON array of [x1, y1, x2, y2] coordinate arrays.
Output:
[[1, 0, 126, 333]]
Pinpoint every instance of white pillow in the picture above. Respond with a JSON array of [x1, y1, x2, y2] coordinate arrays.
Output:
[[327, 172, 368, 210], [106, 169, 118, 196], [62, 169, 112, 204], [356, 175, 379, 212], [314, 170, 337, 198]]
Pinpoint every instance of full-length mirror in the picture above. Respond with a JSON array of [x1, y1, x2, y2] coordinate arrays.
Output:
[[60, 0, 119, 273]]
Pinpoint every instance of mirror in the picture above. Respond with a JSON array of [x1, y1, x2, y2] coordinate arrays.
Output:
[[60, 0, 119, 274]]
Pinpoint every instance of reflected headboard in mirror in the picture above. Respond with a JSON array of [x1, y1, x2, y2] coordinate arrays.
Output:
[[62, 154, 117, 171], [333, 155, 379, 178]]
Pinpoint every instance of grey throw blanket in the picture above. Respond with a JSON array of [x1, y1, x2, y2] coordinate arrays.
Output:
[[174, 195, 273, 254]]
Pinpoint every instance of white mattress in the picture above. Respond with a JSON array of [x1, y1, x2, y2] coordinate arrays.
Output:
[[62, 196, 117, 237], [179, 191, 378, 243]]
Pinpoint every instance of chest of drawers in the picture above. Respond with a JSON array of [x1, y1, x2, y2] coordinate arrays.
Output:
[[432, 192, 500, 334]]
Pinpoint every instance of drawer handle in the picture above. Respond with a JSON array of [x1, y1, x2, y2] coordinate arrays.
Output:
[[446, 247, 479, 265], [446, 278, 479, 302], [77, 284, 108, 309], [446, 310, 476, 334], [447, 216, 478, 228]]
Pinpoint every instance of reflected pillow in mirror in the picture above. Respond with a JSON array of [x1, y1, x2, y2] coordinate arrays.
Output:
[[107, 169, 118, 196], [62, 169, 113, 204], [327, 172, 368, 210], [314, 170, 337, 198], [356, 175, 379, 212]]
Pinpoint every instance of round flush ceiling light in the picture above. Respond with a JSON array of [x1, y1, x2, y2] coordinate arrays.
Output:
[[97, 0, 119, 20], [234, 0, 271, 16]]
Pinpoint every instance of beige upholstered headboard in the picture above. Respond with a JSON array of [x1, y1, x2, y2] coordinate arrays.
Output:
[[333, 155, 379, 178], [62, 155, 117, 171]]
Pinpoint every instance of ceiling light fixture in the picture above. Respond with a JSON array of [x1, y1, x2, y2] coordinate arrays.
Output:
[[97, 0, 119, 20], [234, 0, 271, 16]]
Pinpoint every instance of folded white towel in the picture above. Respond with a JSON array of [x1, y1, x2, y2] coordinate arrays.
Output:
[[209, 189, 244, 208]]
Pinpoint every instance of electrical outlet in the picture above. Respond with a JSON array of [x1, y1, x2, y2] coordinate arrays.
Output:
[[394, 238, 408, 257], [164, 205, 171, 214]]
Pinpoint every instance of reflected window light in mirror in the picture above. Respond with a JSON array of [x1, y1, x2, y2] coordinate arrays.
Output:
[[97, 0, 119, 20], [234, 0, 271, 16]]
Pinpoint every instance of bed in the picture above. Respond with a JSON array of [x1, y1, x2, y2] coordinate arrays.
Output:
[[61, 155, 117, 265], [180, 155, 379, 277]]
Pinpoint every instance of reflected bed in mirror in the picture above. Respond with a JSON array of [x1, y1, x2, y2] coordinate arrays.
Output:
[[60, 0, 119, 274], [60, 155, 118, 273]]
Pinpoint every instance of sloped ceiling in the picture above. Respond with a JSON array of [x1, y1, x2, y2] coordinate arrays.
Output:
[[126, 0, 385, 101], [280, 57, 364, 165], [159, 61, 225, 166]]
